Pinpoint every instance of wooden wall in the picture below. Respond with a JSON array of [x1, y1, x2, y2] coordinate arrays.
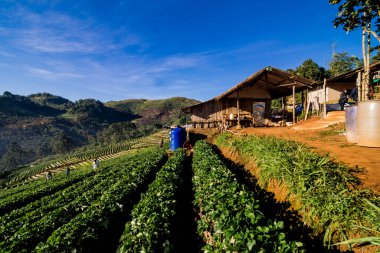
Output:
[[190, 98, 271, 128], [308, 82, 355, 104]]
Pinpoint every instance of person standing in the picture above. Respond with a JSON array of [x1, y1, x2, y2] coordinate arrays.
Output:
[[46, 171, 52, 180], [349, 87, 358, 105], [339, 90, 348, 110], [65, 167, 70, 176]]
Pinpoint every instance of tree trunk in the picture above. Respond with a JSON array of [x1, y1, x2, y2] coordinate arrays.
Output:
[[362, 25, 370, 100], [292, 84, 296, 124], [323, 78, 327, 117]]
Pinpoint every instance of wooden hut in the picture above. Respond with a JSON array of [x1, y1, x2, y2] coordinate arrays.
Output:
[[183, 66, 314, 128], [308, 61, 380, 107]]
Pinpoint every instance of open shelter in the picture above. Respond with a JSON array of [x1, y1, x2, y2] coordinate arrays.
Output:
[[183, 66, 314, 129]]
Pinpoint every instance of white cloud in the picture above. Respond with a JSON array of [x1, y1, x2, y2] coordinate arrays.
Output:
[[0, 50, 16, 57], [0, 62, 10, 67], [7, 8, 142, 54], [28, 67, 84, 79]]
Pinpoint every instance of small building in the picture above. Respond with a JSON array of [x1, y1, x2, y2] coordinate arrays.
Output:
[[308, 61, 380, 107], [183, 66, 314, 128]]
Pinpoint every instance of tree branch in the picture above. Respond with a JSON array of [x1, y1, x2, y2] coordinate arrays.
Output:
[[364, 28, 380, 43]]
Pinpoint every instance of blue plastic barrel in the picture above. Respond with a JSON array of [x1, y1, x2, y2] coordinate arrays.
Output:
[[170, 126, 186, 151]]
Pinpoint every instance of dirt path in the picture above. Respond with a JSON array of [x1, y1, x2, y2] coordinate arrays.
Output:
[[190, 120, 380, 193], [237, 124, 380, 193]]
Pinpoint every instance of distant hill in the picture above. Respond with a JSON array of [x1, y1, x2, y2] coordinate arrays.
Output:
[[107, 97, 199, 113], [0, 92, 64, 117], [0, 92, 199, 173], [106, 97, 200, 127], [28, 92, 73, 110]]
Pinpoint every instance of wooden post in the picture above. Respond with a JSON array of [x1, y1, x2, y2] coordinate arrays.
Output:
[[281, 97, 285, 109], [292, 84, 296, 124], [358, 71, 362, 102], [304, 89, 310, 121], [323, 78, 327, 118], [236, 90, 241, 129]]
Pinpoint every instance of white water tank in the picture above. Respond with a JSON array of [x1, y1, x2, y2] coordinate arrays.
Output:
[[357, 100, 380, 147]]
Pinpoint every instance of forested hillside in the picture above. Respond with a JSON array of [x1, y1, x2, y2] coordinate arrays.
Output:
[[106, 97, 199, 127], [0, 92, 199, 173]]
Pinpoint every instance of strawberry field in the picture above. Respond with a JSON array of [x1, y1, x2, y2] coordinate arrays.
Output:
[[0, 137, 378, 252]]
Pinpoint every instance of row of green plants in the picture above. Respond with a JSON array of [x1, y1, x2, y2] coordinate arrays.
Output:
[[117, 149, 185, 253], [5, 138, 139, 186], [33, 148, 166, 252], [0, 147, 165, 253], [0, 173, 54, 200], [0, 151, 142, 241], [4, 129, 169, 187], [0, 168, 93, 216], [216, 133, 380, 249], [192, 141, 304, 252]]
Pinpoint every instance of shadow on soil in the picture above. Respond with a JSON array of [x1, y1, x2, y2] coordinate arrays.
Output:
[[211, 145, 352, 253], [172, 154, 203, 252], [82, 155, 169, 253]]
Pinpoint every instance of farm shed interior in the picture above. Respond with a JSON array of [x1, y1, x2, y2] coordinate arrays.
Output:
[[183, 67, 314, 128], [308, 61, 380, 106]]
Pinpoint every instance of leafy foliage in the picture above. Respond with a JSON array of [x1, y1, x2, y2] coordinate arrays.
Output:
[[328, 52, 362, 77], [0, 168, 92, 216], [28, 92, 73, 110], [192, 141, 303, 252], [0, 147, 165, 252], [2, 138, 137, 185], [216, 133, 380, 249], [295, 59, 327, 81], [117, 149, 185, 253], [34, 148, 166, 253], [96, 122, 140, 144], [106, 97, 199, 127], [0, 92, 193, 171], [0, 142, 27, 172], [0, 91, 63, 117], [329, 0, 380, 35]]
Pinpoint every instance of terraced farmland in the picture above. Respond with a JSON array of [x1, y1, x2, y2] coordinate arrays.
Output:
[[0, 135, 378, 252], [1, 130, 170, 187]]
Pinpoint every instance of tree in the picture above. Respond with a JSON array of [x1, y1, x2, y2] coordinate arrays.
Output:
[[372, 49, 380, 63], [0, 142, 26, 171], [51, 133, 73, 154], [330, 0, 380, 99], [295, 59, 326, 81], [328, 52, 363, 77], [97, 122, 139, 145], [330, 0, 380, 41]]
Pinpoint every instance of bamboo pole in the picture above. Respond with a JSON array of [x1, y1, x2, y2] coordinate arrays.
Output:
[[367, 21, 371, 100], [323, 78, 327, 118], [281, 96, 284, 109], [237, 90, 241, 129], [292, 84, 295, 124], [304, 89, 310, 121], [358, 71, 362, 102]]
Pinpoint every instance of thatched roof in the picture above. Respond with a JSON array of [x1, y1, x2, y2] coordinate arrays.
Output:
[[184, 66, 314, 111]]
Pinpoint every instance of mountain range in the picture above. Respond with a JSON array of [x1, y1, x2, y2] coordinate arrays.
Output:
[[0, 91, 199, 172]]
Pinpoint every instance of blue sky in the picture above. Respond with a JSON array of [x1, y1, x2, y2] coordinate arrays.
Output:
[[0, 0, 375, 102]]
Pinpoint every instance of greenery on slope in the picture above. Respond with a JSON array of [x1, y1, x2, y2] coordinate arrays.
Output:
[[0, 92, 197, 173]]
